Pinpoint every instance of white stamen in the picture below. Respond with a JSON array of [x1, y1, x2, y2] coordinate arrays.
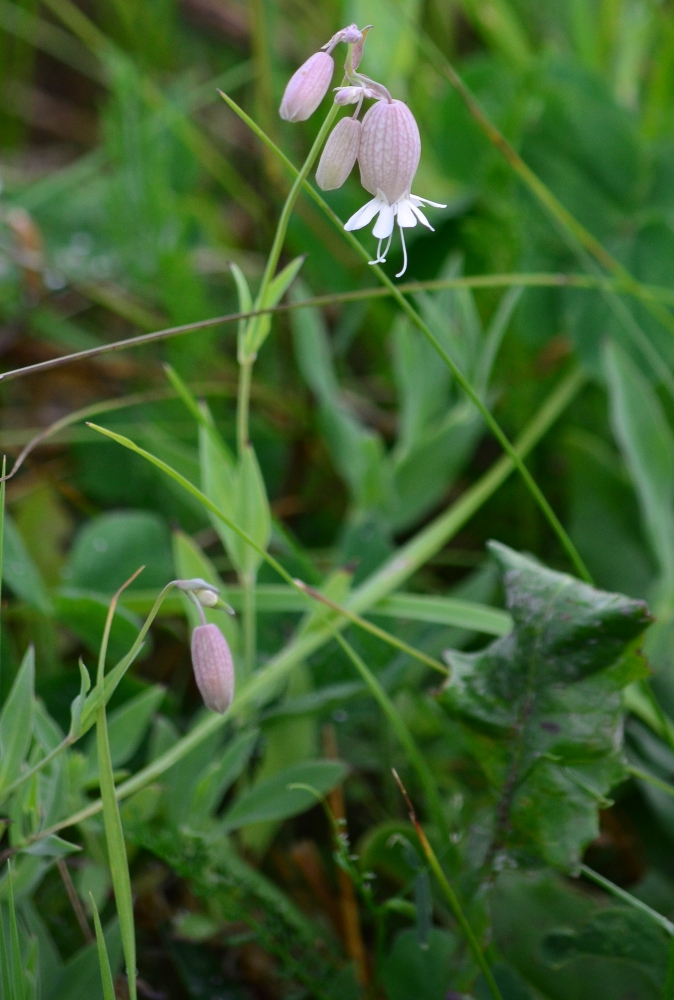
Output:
[[396, 225, 408, 278]]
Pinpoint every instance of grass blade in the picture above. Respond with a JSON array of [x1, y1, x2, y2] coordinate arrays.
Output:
[[90, 895, 116, 1000]]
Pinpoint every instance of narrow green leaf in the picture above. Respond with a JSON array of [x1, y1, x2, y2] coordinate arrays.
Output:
[[96, 702, 137, 1000], [604, 340, 674, 606], [221, 760, 347, 832], [247, 255, 305, 355], [2, 516, 52, 614], [0, 902, 12, 1000], [0, 646, 35, 792], [69, 660, 92, 739], [189, 728, 258, 825], [90, 896, 116, 1000], [85, 686, 165, 781], [234, 444, 271, 578], [7, 862, 24, 1000]]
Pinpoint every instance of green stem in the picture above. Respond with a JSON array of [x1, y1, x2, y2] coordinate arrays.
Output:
[[330, 628, 454, 856], [221, 93, 592, 584], [7, 273, 674, 387], [236, 357, 253, 453], [628, 764, 674, 800], [393, 771, 503, 1000], [580, 864, 674, 935], [242, 574, 256, 680]]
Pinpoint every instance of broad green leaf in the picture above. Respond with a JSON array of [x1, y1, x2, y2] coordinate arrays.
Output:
[[63, 511, 173, 593], [3, 515, 51, 614], [437, 542, 652, 872], [221, 759, 348, 832], [188, 728, 258, 824], [85, 686, 165, 781], [382, 928, 456, 1000], [0, 647, 35, 792], [542, 907, 667, 987], [55, 590, 145, 664], [604, 340, 674, 608]]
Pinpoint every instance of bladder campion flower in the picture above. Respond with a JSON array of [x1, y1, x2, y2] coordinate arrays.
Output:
[[345, 99, 445, 277], [191, 623, 235, 714], [316, 117, 362, 191], [279, 51, 335, 122], [279, 25, 365, 123]]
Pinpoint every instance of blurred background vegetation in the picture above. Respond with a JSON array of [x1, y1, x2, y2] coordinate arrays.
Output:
[[4, 0, 674, 997]]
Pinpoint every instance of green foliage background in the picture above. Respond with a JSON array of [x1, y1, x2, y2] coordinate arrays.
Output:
[[2, 0, 674, 997]]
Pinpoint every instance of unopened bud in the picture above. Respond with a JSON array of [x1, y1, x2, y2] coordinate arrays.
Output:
[[316, 118, 361, 191], [280, 51, 334, 122], [191, 623, 235, 714]]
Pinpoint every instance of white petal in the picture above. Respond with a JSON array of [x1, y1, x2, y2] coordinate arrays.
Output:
[[396, 200, 418, 228], [344, 196, 382, 231], [373, 202, 395, 239], [410, 195, 446, 208], [410, 203, 434, 230]]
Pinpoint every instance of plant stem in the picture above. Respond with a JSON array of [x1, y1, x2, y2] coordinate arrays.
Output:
[[580, 864, 674, 935], [330, 629, 454, 857], [393, 770, 503, 1000], [242, 573, 256, 680], [237, 356, 253, 453]]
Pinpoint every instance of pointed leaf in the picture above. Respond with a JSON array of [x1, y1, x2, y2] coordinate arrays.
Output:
[[437, 542, 652, 872], [0, 647, 35, 792], [221, 759, 347, 832], [3, 515, 51, 614]]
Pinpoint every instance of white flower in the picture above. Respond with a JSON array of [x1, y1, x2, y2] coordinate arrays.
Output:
[[343, 99, 445, 277]]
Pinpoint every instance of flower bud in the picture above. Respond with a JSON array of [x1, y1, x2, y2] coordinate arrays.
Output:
[[358, 99, 421, 205], [279, 51, 334, 122], [191, 623, 235, 714], [316, 118, 361, 191]]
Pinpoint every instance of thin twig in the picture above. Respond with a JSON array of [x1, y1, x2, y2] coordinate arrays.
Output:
[[57, 858, 93, 943], [392, 769, 503, 1000]]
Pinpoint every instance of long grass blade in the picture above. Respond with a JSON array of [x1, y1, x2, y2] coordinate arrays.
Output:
[[90, 895, 117, 1000]]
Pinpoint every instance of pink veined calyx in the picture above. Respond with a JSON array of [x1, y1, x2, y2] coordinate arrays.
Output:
[[278, 24, 445, 277]]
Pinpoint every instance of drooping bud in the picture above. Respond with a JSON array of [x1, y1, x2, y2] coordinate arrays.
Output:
[[191, 623, 235, 714], [358, 99, 421, 204], [316, 118, 361, 191], [279, 51, 334, 122]]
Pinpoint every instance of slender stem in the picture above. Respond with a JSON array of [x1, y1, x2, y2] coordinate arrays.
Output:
[[294, 579, 447, 675], [0, 737, 72, 806], [237, 357, 253, 453], [628, 764, 674, 800], [580, 864, 674, 935], [242, 574, 256, 680], [4, 273, 674, 387], [249, 94, 342, 329], [221, 94, 592, 584], [330, 629, 454, 856], [393, 770, 503, 1000]]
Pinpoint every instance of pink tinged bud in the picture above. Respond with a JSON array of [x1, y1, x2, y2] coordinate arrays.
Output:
[[191, 623, 235, 714], [358, 99, 421, 205], [316, 118, 361, 191], [279, 51, 334, 122]]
